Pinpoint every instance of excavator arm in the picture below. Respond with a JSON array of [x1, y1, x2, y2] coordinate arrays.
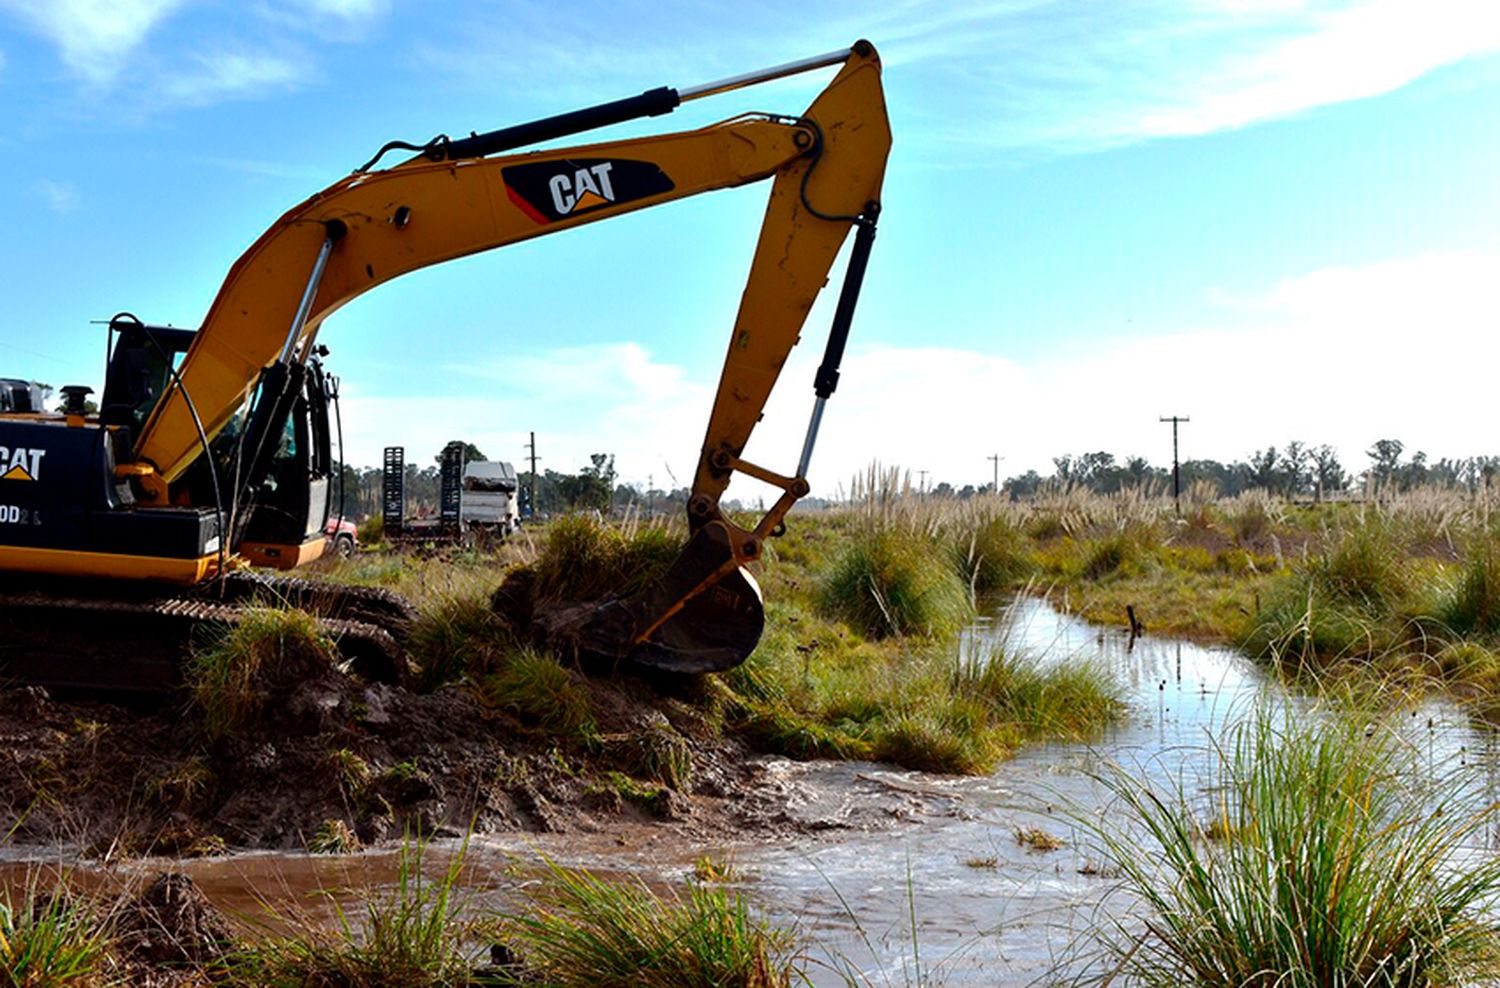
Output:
[[130, 42, 890, 672]]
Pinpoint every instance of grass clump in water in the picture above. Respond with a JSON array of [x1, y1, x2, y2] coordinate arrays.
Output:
[[496, 858, 801, 987], [188, 606, 337, 739], [951, 514, 1034, 595], [230, 838, 477, 987], [817, 529, 973, 639], [953, 645, 1121, 740], [1081, 702, 1500, 987]]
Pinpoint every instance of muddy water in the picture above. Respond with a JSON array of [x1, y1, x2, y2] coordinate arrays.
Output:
[[10, 597, 1500, 984]]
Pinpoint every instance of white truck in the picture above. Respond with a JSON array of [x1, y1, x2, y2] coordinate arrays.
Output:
[[461, 460, 520, 534]]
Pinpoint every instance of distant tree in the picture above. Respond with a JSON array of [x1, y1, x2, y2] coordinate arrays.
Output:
[[1280, 441, 1310, 496], [1365, 439, 1405, 489], [433, 442, 486, 465], [1398, 450, 1429, 489], [1311, 445, 1346, 500], [1004, 470, 1043, 500], [1121, 455, 1154, 488], [1249, 447, 1280, 491]]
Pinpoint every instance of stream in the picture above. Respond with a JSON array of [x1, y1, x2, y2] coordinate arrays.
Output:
[[9, 596, 1500, 984]]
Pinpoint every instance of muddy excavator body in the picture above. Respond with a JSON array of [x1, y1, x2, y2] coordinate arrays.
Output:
[[0, 43, 890, 687]]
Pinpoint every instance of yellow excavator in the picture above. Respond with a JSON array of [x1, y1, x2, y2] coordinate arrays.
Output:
[[0, 42, 890, 690]]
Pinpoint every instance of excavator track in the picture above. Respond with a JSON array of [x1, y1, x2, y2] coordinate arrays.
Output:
[[0, 572, 416, 696]]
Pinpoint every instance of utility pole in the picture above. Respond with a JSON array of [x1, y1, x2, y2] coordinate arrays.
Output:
[[987, 454, 1002, 495], [524, 431, 540, 519], [1159, 415, 1189, 514], [647, 473, 654, 518], [917, 469, 928, 495]]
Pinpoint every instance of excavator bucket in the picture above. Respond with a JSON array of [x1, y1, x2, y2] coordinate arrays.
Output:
[[536, 523, 765, 673]]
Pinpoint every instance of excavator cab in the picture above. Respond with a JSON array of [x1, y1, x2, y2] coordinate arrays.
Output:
[[233, 359, 336, 568], [98, 314, 337, 571]]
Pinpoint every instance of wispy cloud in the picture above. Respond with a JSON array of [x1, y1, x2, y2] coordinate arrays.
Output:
[[0, 0, 188, 84], [906, 0, 1500, 152], [156, 49, 310, 107], [252, 0, 390, 40], [33, 179, 78, 213]]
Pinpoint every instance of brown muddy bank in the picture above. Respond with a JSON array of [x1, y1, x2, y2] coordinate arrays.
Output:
[[0, 658, 849, 858]]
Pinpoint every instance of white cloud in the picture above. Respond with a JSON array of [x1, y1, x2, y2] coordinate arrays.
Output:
[[892, 0, 1500, 152], [157, 49, 309, 106], [338, 251, 1500, 496], [0, 0, 188, 84], [34, 179, 79, 213]]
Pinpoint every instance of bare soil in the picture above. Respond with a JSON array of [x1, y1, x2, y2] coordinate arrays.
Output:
[[0, 656, 839, 857]]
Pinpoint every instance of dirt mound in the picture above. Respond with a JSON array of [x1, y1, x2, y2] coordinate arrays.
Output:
[[116, 872, 234, 968]]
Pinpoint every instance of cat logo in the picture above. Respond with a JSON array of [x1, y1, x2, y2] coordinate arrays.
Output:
[[0, 446, 45, 482], [503, 157, 675, 225], [549, 162, 616, 216]]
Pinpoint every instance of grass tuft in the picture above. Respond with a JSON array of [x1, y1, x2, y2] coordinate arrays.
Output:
[[229, 837, 476, 987], [0, 873, 115, 986], [817, 529, 973, 639], [474, 650, 595, 739], [1082, 702, 1500, 987], [187, 607, 338, 739], [530, 516, 684, 602], [496, 858, 801, 987]]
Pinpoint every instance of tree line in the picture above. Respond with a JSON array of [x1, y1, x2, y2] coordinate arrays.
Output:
[[990, 439, 1500, 500]]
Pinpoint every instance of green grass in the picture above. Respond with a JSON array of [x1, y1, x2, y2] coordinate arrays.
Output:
[[0, 873, 116, 987], [494, 858, 801, 987], [187, 606, 338, 739], [1082, 702, 1500, 987], [406, 590, 516, 691], [473, 649, 596, 740], [529, 516, 684, 602], [720, 599, 1121, 775]]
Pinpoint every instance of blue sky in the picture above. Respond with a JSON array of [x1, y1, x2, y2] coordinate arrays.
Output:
[[2, 0, 1498, 497]]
